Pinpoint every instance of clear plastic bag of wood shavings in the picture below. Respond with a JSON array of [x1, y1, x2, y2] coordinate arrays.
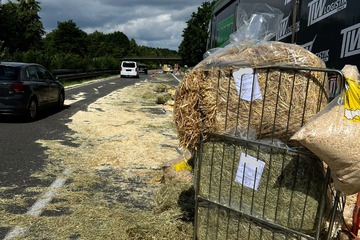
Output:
[[291, 65, 360, 195]]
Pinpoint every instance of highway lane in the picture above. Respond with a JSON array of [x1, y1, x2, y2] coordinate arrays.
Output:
[[0, 74, 146, 237]]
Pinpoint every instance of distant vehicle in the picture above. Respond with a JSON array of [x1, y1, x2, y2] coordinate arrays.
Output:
[[163, 64, 173, 74], [120, 61, 139, 78], [0, 62, 65, 121], [138, 64, 148, 75]]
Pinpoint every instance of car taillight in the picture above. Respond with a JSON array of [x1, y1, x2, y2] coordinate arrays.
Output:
[[135, 68, 138, 72], [11, 83, 25, 93], [121, 67, 122, 71]]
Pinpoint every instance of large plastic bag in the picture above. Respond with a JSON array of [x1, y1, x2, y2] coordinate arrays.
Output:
[[204, 3, 283, 59], [291, 65, 360, 195], [230, 3, 284, 43]]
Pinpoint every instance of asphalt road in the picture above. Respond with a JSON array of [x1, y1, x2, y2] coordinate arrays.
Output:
[[0, 74, 145, 232]]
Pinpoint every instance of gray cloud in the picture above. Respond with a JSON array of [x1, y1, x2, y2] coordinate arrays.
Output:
[[38, 0, 207, 50]]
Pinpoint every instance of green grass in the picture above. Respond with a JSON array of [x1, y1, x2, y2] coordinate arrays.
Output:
[[61, 74, 118, 87]]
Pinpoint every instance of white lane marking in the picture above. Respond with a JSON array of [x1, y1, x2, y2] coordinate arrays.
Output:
[[172, 73, 181, 83], [64, 76, 118, 90], [4, 169, 71, 240], [64, 92, 86, 105]]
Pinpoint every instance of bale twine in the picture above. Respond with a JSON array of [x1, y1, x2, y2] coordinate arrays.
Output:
[[174, 41, 327, 152]]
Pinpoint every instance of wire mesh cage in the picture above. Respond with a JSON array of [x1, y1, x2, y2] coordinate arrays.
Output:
[[193, 66, 345, 240]]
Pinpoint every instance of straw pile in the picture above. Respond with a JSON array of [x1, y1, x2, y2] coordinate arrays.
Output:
[[174, 41, 327, 151], [197, 139, 329, 238]]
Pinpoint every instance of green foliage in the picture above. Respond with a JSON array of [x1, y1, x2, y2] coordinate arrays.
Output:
[[92, 56, 120, 70], [44, 20, 88, 56], [88, 31, 130, 58], [0, 1, 181, 71], [0, 41, 11, 61], [22, 49, 51, 66], [0, 0, 44, 53], [178, 1, 217, 67]]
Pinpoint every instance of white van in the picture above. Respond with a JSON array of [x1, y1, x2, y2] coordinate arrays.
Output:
[[120, 61, 139, 78]]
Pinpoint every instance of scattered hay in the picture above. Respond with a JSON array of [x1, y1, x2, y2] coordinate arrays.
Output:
[[1, 74, 191, 239], [141, 90, 156, 100], [20, 173, 194, 240], [197, 139, 330, 237], [156, 92, 172, 104], [174, 41, 328, 152], [153, 83, 168, 92]]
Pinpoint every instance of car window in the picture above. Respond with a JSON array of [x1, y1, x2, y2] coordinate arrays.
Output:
[[36, 66, 53, 80], [26, 66, 39, 80], [0, 66, 18, 81], [123, 62, 136, 68]]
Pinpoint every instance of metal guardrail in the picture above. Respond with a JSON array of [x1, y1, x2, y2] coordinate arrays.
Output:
[[52, 69, 119, 82]]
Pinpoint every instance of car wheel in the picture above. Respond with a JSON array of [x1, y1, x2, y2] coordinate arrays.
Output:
[[121, 75, 124, 78], [58, 91, 65, 109], [26, 98, 38, 121]]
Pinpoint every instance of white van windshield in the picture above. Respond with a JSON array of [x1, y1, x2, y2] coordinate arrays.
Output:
[[123, 62, 135, 68]]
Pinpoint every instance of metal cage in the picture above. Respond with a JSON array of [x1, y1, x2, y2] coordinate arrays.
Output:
[[194, 66, 345, 240]]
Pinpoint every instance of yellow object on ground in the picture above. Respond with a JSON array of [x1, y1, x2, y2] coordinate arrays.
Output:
[[173, 157, 192, 171]]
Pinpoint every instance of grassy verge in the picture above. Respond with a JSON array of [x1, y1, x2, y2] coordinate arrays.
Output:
[[60, 73, 118, 87]]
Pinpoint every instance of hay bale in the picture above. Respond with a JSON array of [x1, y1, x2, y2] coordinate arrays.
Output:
[[174, 41, 328, 152], [197, 204, 300, 240], [197, 139, 329, 237]]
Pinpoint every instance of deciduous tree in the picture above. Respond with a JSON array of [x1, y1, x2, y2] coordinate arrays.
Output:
[[44, 20, 88, 56], [0, 0, 44, 53], [178, 1, 217, 66]]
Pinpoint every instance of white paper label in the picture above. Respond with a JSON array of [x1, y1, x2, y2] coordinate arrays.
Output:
[[235, 153, 265, 191], [233, 68, 262, 102]]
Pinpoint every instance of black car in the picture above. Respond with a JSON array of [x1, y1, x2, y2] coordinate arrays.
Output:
[[0, 62, 65, 120], [138, 64, 148, 75]]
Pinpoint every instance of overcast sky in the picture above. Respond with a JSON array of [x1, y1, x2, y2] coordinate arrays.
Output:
[[38, 0, 207, 51]]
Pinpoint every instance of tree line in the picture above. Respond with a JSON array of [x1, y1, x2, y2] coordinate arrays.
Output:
[[0, 0, 217, 70]]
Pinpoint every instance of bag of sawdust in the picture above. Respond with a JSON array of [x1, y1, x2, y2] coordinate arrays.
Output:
[[291, 65, 360, 195]]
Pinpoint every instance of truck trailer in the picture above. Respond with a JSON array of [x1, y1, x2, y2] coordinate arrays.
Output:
[[206, 0, 360, 70]]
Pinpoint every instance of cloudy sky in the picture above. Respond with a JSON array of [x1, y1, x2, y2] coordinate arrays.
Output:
[[38, 0, 207, 51]]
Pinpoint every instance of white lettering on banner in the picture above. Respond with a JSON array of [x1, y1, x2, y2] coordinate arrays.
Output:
[[276, 12, 300, 41], [301, 36, 329, 62], [308, 0, 347, 26], [340, 23, 360, 58], [285, 0, 292, 5], [316, 49, 330, 62], [302, 35, 317, 52]]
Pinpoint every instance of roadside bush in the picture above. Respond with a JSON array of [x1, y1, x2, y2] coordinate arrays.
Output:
[[48, 53, 90, 70], [93, 56, 120, 70], [22, 50, 52, 67]]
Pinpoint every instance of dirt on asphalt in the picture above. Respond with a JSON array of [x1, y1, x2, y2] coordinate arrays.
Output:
[[0, 73, 194, 239]]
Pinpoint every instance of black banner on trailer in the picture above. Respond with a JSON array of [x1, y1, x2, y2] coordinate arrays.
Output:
[[295, 0, 360, 69], [209, 0, 360, 69]]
